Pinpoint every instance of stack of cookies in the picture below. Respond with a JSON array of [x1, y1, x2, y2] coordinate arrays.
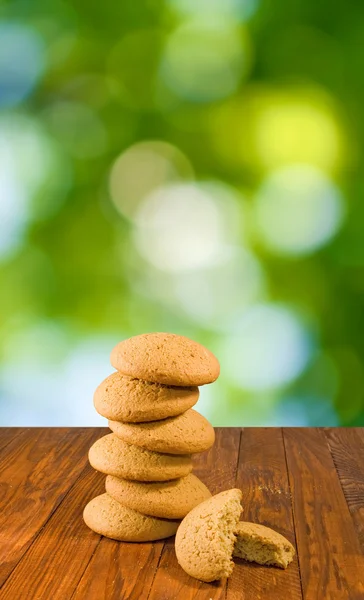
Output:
[[83, 332, 220, 542]]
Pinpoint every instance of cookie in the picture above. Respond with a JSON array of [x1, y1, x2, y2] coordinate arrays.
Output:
[[175, 489, 243, 582], [83, 493, 179, 542], [233, 522, 295, 569], [110, 333, 220, 386], [89, 433, 193, 481], [108, 409, 215, 455], [94, 372, 199, 422], [105, 473, 211, 519]]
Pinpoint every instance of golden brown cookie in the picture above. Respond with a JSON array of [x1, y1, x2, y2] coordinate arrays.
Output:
[[83, 493, 179, 541], [175, 489, 243, 582], [110, 333, 220, 386], [89, 433, 193, 481], [108, 409, 215, 455], [233, 522, 295, 568], [105, 473, 211, 519], [94, 372, 199, 422]]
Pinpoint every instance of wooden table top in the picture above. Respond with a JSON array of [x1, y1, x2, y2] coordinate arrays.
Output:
[[1, 427, 364, 599]]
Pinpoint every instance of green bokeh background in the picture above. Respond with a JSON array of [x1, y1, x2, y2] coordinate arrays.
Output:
[[1, 0, 364, 426]]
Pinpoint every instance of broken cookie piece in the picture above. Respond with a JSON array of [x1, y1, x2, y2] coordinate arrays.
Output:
[[233, 521, 295, 569]]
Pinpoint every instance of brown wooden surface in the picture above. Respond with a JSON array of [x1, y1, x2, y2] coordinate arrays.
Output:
[[0, 427, 363, 600], [228, 428, 302, 600]]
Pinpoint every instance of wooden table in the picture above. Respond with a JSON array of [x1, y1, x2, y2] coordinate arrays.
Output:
[[1, 428, 364, 599]]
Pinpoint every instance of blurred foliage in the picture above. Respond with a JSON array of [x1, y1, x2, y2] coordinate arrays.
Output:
[[0, 0, 364, 425]]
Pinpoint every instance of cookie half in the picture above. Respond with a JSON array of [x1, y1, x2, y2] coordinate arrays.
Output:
[[83, 493, 179, 542], [105, 473, 211, 519], [233, 522, 295, 569], [89, 433, 193, 481], [94, 372, 199, 422], [175, 489, 243, 582], [109, 409, 215, 455], [110, 333, 220, 386]]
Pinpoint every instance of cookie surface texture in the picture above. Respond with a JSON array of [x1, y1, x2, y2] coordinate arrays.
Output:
[[83, 493, 179, 542], [108, 409, 215, 455], [175, 488, 243, 582], [233, 522, 295, 569], [110, 333, 220, 386], [89, 433, 193, 481], [105, 473, 211, 519], [94, 372, 199, 422]]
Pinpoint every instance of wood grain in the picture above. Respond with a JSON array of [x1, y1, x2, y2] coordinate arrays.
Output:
[[73, 537, 165, 600], [325, 428, 364, 552], [0, 428, 27, 453], [146, 428, 242, 600], [227, 427, 303, 600], [284, 428, 364, 600], [0, 465, 105, 600], [1, 427, 364, 599], [0, 427, 102, 586]]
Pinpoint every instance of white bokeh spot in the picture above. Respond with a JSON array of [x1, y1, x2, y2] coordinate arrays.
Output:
[[220, 304, 312, 391], [255, 165, 344, 256], [109, 141, 194, 219], [134, 181, 241, 272]]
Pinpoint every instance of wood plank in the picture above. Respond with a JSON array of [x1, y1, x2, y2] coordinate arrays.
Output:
[[73, 537, 165, 600], [2, 426, 363, 599], [145, 428, 242, 600], [227, 427, 302, 600], [0, 427, 104, 586], [0, 428, 27, 453], [325, 428, 364, 552], [0, 465, 105, 600], [284, 428, 364, 600]]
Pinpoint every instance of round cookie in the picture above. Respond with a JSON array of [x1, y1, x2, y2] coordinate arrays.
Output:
[[110, 333, 220, 386], [108, 409, 215, 455], [94, 372, 199, 422], [175, 489, 243, 582], [83, 493, 179, 542], [105, 473, 211, 519], [89, 433, 193, 481]]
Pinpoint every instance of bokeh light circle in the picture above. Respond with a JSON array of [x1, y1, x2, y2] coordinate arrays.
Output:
[[273, 396, 339, 426], [0, 333, 116, 426], [133, 181, 241, 272], [160, 18, 250, 103], [209, 85, 345, 173], [127, 245, 265, 330], [44, 101, 107, 159], [219, 304, 312, 391], [109, 141, 194, 219], [254, 92, 343, 173], [0, 115, 72, 258], [173, 248, 265, 328], [0, 164, 26, 258], [254, 165, 344, 256], [0, 22, 45, 107]]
